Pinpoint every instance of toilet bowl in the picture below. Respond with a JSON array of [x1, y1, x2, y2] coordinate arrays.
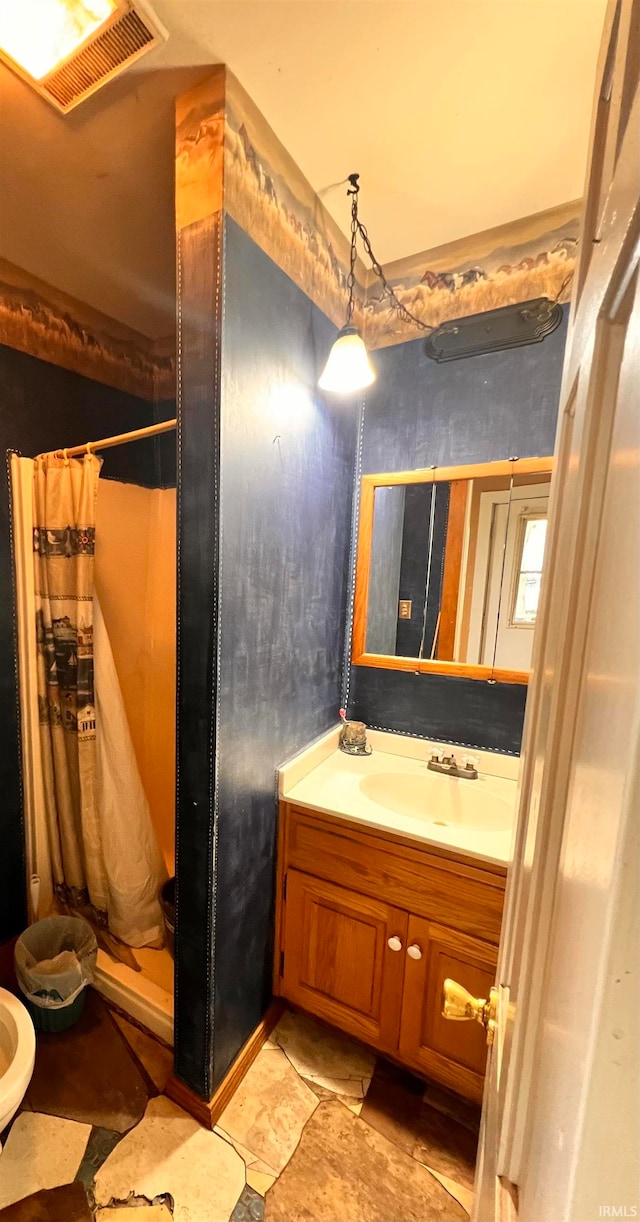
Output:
[[0, 987, 36, 1140]]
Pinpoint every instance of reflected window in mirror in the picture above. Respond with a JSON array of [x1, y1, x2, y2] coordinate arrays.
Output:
[[353, 457, 553, 684], [467, 475, 550, 671], [510, 514, 548, 626]]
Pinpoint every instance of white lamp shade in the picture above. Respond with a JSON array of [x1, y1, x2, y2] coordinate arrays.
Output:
[[318, 327, 376, 394]]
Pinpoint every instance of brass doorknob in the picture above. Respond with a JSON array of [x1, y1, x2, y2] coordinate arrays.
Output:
[[442, 978, 498, 1045]]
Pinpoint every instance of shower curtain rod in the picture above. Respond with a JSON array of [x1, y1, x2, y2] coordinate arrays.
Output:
[[38, 418, 177, 460]]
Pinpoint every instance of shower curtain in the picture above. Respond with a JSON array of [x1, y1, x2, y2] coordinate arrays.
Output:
[[11, 452, 167, 948]]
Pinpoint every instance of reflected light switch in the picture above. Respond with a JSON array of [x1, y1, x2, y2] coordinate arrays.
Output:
[[398, 600, 412, 619]]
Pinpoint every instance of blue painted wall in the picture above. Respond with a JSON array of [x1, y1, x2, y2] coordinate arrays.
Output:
[[153, 399, 178, 489], [349, 312, 568, 753], [361, 313, 567, 476], [174, 213, 222, 1095], [351, 667, 528, 754], [212, 217, 358, 1083]]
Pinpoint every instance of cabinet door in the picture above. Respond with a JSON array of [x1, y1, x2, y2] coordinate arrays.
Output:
[[281, 869, 408, 1054], [398, 916, 497, 1103]]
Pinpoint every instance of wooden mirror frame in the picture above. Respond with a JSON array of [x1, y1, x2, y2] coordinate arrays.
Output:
[[352, 456, 554, 684]]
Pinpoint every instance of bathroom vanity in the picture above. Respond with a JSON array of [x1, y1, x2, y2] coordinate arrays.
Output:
[[275, 729, 517, 1103]]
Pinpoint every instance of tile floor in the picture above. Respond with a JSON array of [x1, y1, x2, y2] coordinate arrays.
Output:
[[0, 991, 478, 1221]]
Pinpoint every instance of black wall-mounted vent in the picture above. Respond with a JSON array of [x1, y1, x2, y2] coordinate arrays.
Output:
[[424, 298, 564, 363]]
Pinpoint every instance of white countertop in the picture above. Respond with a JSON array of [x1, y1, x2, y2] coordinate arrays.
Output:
[[279, 727, 518, 867]]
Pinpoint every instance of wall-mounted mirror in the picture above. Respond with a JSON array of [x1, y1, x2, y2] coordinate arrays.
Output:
[[352, 457, 553, 683]]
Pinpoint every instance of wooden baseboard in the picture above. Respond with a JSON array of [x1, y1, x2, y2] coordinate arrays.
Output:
[[166, 999, 285, 1130]]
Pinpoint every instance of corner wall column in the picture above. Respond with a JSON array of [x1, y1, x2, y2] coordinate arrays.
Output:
[[174, 67, 226, 1098]]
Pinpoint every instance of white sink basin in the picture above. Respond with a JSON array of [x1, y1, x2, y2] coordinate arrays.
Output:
[[281, 729, 519, 866], [359, 769, 513, 832]]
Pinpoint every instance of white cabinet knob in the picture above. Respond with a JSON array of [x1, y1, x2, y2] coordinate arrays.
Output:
[[407, 944, 423, 960], [387, 936, 403, 952]]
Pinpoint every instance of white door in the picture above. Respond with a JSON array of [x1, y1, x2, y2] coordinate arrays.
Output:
[[489, 496, 548, 671], [470, 2, 640, 1218], [468, 484, 550, 670]]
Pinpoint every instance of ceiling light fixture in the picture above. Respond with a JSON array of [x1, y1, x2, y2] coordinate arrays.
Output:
[[0, 0, 118, 80], [319, 173, 433, 395], [0, 0, 166, 112]]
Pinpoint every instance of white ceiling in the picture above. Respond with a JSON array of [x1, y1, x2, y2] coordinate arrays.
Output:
[[0, 0, 606, 339]]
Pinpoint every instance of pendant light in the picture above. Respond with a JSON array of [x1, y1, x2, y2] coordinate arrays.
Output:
[[319, 175, 375, 394], [319, 173, 433, 395], [318, 325, 376, 393]]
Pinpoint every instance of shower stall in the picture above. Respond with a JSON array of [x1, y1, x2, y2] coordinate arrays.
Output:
[[10, 418, 177, 1043]]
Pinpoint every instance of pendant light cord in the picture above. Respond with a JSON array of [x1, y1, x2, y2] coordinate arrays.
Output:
[[345, 177, 359, 325], [347, 173, 435, 334]]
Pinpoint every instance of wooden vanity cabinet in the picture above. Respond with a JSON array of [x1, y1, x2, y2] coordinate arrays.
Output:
[[280, 870, 408, 1056], [397, 917, 499, 1099], [274, 802, 507, 1104]]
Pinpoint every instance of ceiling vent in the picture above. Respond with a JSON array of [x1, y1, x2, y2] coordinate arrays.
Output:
[[0, 1, 167, 114]]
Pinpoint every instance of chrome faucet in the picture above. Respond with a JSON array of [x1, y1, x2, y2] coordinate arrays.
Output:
[[427, 751, 478, 780]]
